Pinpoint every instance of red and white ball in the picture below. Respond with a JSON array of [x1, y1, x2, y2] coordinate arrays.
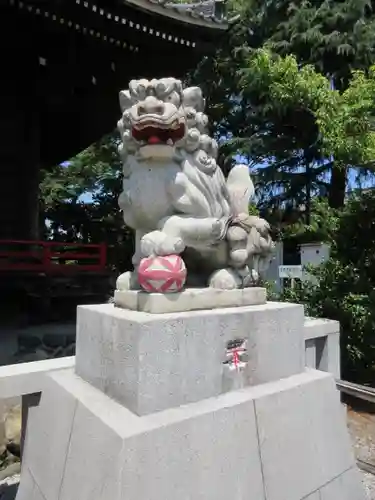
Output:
[[138, 254, 187, 293]]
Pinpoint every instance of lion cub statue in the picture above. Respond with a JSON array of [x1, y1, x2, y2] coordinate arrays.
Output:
[[116, 78, 274, 290]]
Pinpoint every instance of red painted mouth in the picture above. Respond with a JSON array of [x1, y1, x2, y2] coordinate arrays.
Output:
[[132, 123, 185, 145]]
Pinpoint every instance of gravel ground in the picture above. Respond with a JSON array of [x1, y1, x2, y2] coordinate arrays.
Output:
[[346, 405, 375, 498], [347, 406, 375, 467], [363, 472, 375, 499]]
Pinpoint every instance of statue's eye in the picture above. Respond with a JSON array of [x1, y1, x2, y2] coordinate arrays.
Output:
[[156, 83, 167, 95], [165, 92, 180, 106]]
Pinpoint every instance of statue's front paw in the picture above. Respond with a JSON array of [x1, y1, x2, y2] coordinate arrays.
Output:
[[209, 268, 242, 290], [116, 271, 140, 290], [229, 248, 248, 269], [141, 230, 185, 257]]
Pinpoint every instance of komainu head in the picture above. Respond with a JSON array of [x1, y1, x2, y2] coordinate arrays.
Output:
[[117, 78, 217, 161]]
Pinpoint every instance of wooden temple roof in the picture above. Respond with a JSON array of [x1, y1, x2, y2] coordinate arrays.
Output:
[[123, 0, 227, 28], [7, 0, 227, 36], [3, 0, 228, 166]]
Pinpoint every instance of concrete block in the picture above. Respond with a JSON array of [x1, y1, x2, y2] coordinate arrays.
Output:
[[76, 302, 305, 415], [303, 317, 339, 340], [254, 370, 356, 500], [320, 467, 365, 500], [60, 402, 123, 500], [303, 493, 320, 500], [19, 367, 265, 500], [18, 368, 365, 500], [303, 317, 340, 378], [15, 468, 35, 500], [15, 468, 45, 500], [114, 286, 267, 313], [32, 483, 46, 500], [48, 369, 144, 438], [21, 393, 42, 460], [120, 395, 264, 500], [316, 333, 341, 379], [0, 357, 75, 399], [23, 371, 77, 500], [305, 339, 316, 369]]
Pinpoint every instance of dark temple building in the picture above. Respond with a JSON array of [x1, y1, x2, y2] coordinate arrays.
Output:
[[1, 0, 227, 241]]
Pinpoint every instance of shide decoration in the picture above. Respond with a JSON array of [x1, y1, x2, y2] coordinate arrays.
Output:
[[224, 339, 248, 372]]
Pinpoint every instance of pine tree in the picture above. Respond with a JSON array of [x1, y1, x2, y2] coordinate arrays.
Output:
[[245, 0, 375, 207], [246, 0, 375, 85], [194, 0, 375, 209]]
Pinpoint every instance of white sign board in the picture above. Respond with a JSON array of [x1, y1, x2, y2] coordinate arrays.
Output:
[[278, 265, 303, 279]]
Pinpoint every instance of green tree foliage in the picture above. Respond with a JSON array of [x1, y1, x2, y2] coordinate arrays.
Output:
[[236, 0, 375, 90], [40, 56, 375, 270], [193, 0, 375, 210], [40, 133, 133, 271], [281, 198, 339, 243], [237, 49, 330, 212], [317, 67, 375, 168], [39, 0, 375, 271], [239, 50, 375, 208], [282, 193, 375, 384], [195, 44, 375, 213]]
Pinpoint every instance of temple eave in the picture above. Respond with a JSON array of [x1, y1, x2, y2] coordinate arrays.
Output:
[[122, 0, 227, 29]]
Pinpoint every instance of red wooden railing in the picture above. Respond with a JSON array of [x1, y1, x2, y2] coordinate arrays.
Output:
[[0, 240, 107, 273]]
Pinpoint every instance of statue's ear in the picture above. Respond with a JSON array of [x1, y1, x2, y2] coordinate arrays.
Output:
[[174, 79, 183, 96], [119, 90, 133, 112], [183, 86, 205, 112], [129, 79, 148, 101]]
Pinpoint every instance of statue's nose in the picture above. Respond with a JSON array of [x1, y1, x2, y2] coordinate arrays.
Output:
[[138, 96, 165, 116]]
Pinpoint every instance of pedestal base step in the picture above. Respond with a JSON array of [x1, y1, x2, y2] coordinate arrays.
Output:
[[17, 369, 366, 500], [114, 286, 267, 313]]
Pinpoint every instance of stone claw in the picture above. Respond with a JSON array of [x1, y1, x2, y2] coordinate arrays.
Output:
[[116, 271, 140, 290], [211, 219, 224, 240], [140, 230, 185, 257], [208, 268, 242, 290]]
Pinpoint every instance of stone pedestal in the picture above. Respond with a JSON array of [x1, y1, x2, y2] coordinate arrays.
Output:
[[75, 302, 305, 415], [17, 301, 366, 500], [114, 286, 267, 314]]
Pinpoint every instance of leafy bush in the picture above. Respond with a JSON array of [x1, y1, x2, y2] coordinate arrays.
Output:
[[281, 198, 339, 244], [281, 192, 375, 384]]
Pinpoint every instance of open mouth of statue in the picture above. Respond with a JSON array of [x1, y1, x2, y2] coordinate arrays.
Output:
[[132, 120, 185, 145]]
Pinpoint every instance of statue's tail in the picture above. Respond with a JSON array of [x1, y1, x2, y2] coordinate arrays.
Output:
[[226, 164, 255, 215]]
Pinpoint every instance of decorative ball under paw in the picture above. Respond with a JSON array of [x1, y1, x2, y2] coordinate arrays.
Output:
[[138, 254, 187, 293]]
